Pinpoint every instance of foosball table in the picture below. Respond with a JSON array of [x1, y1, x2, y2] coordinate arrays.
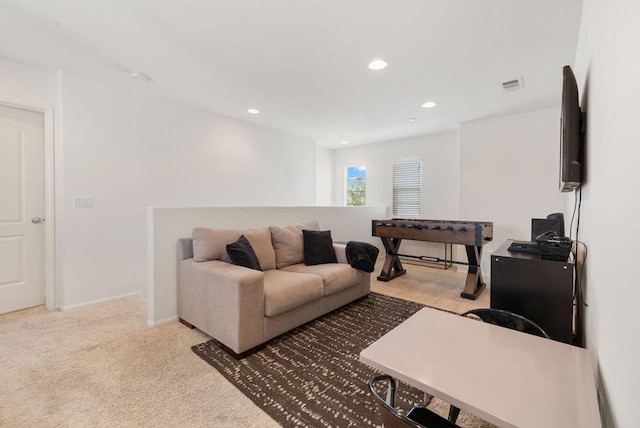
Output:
[[372, 219, 493, 299]]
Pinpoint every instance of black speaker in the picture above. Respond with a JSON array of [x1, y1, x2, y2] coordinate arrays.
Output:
[[531, 214, 565, 241]]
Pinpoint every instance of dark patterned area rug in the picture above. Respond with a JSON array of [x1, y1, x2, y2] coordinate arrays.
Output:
[[192, 293, 494, 428]]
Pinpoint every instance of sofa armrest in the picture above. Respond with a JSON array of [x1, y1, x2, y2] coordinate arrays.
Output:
[[333, 243, 348, 264], [178, 259, 265, 354]]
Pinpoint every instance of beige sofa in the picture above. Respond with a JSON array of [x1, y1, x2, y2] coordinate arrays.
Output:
[[177, 219, 370, 357]]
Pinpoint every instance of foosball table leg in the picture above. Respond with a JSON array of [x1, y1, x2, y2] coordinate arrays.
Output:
[[377, 238, 407, 281], [460, 245, 486, 300]]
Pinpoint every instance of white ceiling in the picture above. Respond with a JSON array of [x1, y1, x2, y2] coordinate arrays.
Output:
[[0, 0, 583, 148]]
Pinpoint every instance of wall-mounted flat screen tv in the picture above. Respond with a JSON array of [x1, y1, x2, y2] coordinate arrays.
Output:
[[559, 65, 584, 192]]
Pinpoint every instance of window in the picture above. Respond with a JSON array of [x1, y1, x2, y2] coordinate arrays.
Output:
[[346, 166, 366, 206], [393, 160, 421, 216]]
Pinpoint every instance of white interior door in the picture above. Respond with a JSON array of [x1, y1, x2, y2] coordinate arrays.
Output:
[[0, 104, 45, 314]]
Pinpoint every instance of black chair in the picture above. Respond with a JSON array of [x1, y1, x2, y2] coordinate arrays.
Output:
[[447, 308, 550, 423], [460, 308, 550, 339], [368, 375, 458, 428]]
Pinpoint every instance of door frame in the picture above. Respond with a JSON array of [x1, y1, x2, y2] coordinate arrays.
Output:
[[0, 99, 57, 311]]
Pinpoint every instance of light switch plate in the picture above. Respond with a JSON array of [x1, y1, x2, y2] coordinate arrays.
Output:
[[73, 196, 94, 208]]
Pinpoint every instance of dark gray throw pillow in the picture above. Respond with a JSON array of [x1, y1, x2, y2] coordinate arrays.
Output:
[[226, 235, 262, 271], [303, 230, 337, 265]]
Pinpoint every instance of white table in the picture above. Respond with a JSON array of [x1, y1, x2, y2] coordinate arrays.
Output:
[[360, 307, 601, 428]]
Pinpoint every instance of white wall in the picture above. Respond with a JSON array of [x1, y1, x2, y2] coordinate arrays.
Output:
[[0, 59, 59, 108], [315, 146, 334, 205], [57, 73, 318, 307], [148, 206, 387, 324], [573, 1, 640, 426], [459, 108, 570, 281], [333, 132, 460, 259], [0, 59, 320, 309]]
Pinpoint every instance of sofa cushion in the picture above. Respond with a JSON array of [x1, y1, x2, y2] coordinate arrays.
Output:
[[280, 263, 363, 296], [192, 227, 276, 270], [263, 270, 324, 317], [226, 235, 262, 271], [270, 219, 320, 268], [303, 230, 337, 265]]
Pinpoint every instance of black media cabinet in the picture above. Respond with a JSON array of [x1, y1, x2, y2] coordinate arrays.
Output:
[[491, 239, 574, 344]]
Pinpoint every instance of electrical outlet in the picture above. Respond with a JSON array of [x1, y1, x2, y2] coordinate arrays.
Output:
[[73, 196, 94, 208]]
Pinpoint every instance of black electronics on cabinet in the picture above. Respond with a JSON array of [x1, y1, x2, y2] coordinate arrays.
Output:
[[531, 212, 565, 241], [491, 240, 574, 344]]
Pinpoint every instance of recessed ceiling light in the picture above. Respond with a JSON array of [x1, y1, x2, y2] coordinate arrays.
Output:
[[340, 141, 350, 145], [409, 117, 416, 122], [247, 108, 260, 114], [421, 101, 438, 109], [129, 69, 153, 82], [368, 59, 389, 71]]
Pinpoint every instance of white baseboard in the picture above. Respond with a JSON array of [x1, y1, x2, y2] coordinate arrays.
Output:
[[59, 291, 143, 311], [147, 315, 178, 327]]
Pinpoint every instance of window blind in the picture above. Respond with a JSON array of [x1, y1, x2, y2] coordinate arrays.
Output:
[[393, 160, 421, 217]]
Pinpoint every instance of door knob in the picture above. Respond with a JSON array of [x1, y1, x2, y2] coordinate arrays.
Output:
[[31, 217, 45, 224]]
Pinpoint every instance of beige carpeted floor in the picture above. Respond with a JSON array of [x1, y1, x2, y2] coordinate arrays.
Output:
[[0, 263, 491, 427]]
